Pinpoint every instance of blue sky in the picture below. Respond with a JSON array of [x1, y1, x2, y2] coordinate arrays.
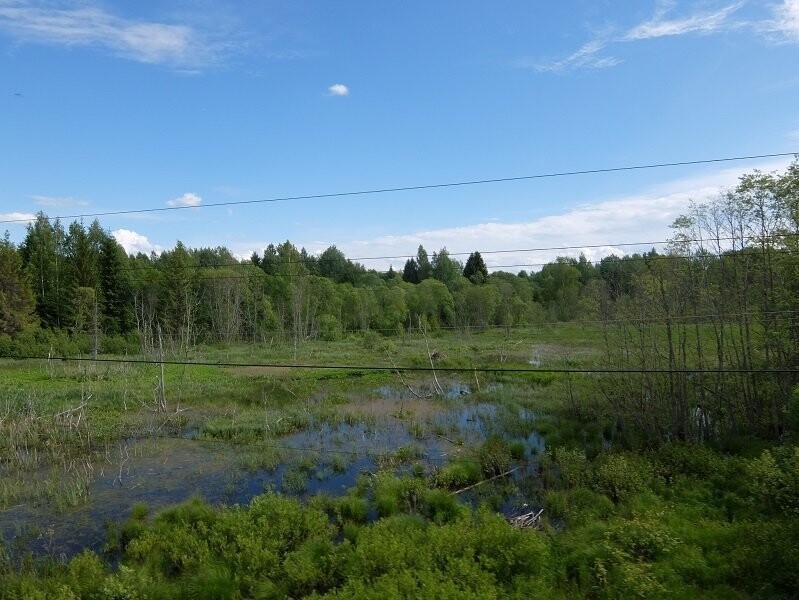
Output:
[[1, 0, 798, 271]]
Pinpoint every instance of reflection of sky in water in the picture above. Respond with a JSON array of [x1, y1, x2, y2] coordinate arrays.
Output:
[[0, 387, 545, 561]]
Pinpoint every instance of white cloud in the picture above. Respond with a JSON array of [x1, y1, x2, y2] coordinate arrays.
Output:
[[0, 1, 219, 67], [112, 228, 161, 255], [532, 2, 743, 73], [299, 158, 794, 272], [530, 40, 621, 73], [328, 83, 349, 96], [768, 0, 799, 42], [624, 2, 742, 41], [170, 158, 799, 271], [167, 192, 203, 207], [31, 195, 88, 208], [0, 211, 36, 224]]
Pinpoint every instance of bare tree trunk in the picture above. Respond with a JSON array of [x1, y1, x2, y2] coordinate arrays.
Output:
[[156, 323, 167, 412], [419, 317, 444, 396]]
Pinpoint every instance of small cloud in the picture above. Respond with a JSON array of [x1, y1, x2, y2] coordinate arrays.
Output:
[[112, 228, 161, 255], [31, 195, 89, 208], [226, 208, 234, 216], [167, 192, 203, 207], [328, 83, 349, 96], [0, 211, 36, 224]]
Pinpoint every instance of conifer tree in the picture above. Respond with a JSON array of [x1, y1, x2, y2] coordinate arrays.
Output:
[[0, 233, 36, 334], [463, 251, 489, 283]]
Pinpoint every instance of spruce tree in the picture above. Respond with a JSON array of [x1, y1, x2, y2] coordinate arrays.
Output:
[[402, 258, 419, 283], [0, 233, 36, 334], [463, 251, 489, 283]]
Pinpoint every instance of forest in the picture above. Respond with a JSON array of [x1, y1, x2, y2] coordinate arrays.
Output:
[[0, 162, 798, 597]]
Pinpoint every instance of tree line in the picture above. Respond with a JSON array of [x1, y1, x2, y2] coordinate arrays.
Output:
[[0, 218, 611, 348]]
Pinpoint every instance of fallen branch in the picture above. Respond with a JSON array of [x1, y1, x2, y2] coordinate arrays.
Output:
[[385, 350, 433, 399], [419, 318, 444, 396], [53, 402, 87, 420], [450, 466, 521, 495], [435, 433, 459, 445], [508, 507, 544, 529]]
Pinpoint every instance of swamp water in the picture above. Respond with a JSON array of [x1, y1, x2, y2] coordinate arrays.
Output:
[[0, 383, 544, 560]]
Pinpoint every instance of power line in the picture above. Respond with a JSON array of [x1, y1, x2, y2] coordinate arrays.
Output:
[[2, 151, 795, 225], [118, 247, 799, 284], [108, 231, 799, 273], [5, 354, 796, 374]]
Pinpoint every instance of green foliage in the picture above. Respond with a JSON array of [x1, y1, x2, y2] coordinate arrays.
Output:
[[477, 435, 513, 477], [653, 442, 727, 482], [463, 251, 489, 284], [786, 386, 799, 437], [283, 467, 310, 495], [0, 233, 36, 335], [4, 439, 799, 598], [553, 446, 589, 488], [436, 459, 481, 490], [746, 447, 799, 515], [593, 453, 652, 503], [508, 440, 526, 460]]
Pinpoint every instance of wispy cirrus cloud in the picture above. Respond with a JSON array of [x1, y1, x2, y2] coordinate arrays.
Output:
[[624, 2, 743, 41], [530, 2, 744, 73], [0, 0, 226, 67], [521, 40, 620, 73]]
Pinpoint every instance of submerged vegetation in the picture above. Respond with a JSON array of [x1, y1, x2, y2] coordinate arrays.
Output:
[[1, 163, 798, 596]]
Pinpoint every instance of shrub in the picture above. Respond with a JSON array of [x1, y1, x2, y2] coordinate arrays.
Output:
[[478, 436, 512, 477], [593, 453, 651, 503], [436, 460, 481, 490], [553, 446, 588, 488], [746, 447, 799, 515]]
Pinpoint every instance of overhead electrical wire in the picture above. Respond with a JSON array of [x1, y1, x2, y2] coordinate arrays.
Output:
[[105, 231, 799, 274], [5, 354, 796, 374], [1, 151, 795, 225], [117, 247, 799, 285]]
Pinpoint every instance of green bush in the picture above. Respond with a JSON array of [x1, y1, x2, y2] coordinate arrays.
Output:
[[593, 453, 652, 503], [508, 440, 526, 460], [553, 446, 588, 488], [335, 495, 369, 523], [477, 436, 512, 477], [746, 447, 799, 515], [318, 314, 343, 341], [654, 442, 726, 481], [436, 459, 481, 490]]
